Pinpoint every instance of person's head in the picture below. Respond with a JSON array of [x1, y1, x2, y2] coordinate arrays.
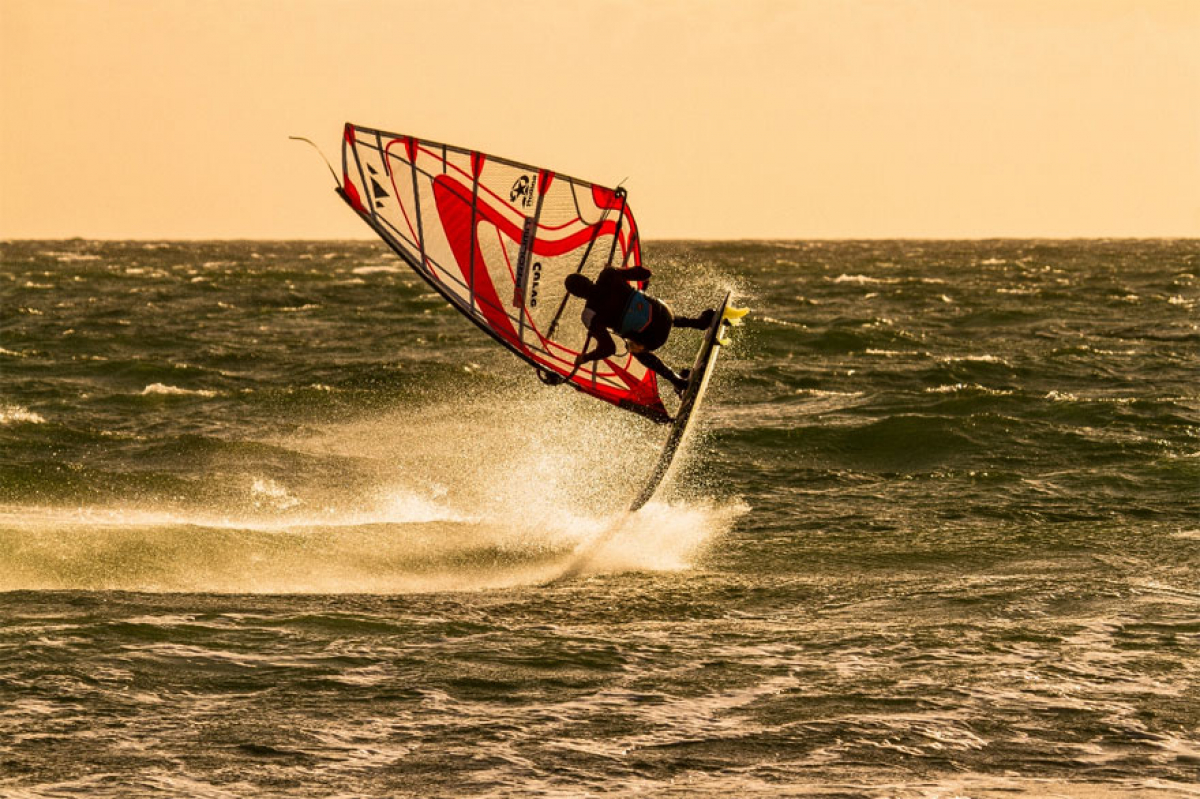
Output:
[[564, 273, 594, 299]]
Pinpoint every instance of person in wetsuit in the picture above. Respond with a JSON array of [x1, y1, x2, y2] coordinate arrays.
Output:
[[564, 266, 715, 395]]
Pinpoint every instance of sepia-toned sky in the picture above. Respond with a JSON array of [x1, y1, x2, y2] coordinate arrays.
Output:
[[2, 0, 1198, 239]]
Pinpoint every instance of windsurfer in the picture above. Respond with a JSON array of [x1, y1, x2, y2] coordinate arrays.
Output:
[[564, 267, 716, 395]]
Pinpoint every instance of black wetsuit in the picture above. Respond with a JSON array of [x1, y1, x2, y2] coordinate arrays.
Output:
[[576, 266, 711, 390]]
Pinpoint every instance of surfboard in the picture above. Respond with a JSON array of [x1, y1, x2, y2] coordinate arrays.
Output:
[[627, 290, 737, 511]]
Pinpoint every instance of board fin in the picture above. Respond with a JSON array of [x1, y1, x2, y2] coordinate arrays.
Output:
[[723, 306, 749, 326]]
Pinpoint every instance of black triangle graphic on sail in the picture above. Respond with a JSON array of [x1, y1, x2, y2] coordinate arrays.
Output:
[[368, 164, 378, 175], [370, 178, 390, 198], [376, 200, 385, 208]]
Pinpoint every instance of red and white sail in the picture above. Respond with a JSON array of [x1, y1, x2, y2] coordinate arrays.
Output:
[[340, 123, 666, 422]]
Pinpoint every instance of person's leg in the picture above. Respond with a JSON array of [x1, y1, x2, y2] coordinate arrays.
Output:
[[633, 349, 690, 393]]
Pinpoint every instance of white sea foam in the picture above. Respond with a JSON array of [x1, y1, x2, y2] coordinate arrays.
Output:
[[0, 379, 747, 592], [0, 486, 469, 539], [351, 265, 404, 275], [40, 251, 101, 262], [925, 384, 1013, 395], [793, 388, 864, 397], [140, 383, 218, 397], [250, 478, 302, 512], [0, 405, 46, 425], [571, 498, 749, 577], [938, 354, 1008, 365], [831, 274, 899, 285]]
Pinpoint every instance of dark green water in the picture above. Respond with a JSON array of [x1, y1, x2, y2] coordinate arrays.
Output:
[[1, 239, 1198, 797]]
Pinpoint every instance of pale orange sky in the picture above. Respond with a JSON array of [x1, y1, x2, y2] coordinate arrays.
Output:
[[2, 0, 1198, 239]]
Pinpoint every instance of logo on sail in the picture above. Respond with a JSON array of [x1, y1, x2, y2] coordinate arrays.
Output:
[[514, 217, 538, 307], [529, 262, 543, 307], [509, 175, 536, 209]]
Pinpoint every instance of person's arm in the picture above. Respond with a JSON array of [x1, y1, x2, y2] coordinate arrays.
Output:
[[623, 264, 651, 286], [597, 265, 651, 288]]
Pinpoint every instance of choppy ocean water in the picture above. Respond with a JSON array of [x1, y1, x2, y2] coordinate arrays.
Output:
[[1, 239, 1198, 797]]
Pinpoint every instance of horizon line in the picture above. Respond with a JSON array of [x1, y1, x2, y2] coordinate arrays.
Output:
[[4, 235, 1199, 244]]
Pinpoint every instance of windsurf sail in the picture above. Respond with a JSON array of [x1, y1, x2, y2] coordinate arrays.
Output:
[[338, 123, 668, 423]]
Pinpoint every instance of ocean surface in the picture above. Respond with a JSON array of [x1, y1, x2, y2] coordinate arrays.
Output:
[[1, 239, 1198, 798]]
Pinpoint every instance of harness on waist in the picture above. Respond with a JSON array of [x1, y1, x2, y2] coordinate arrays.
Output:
[[616, 290, 653, 337]]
